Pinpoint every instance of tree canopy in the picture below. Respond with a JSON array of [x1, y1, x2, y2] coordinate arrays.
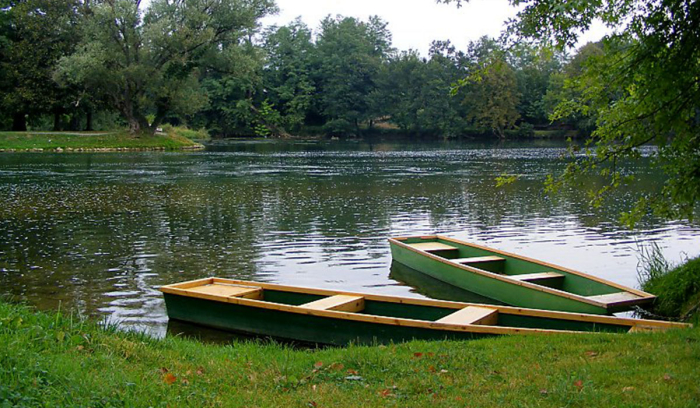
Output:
[[441, 0, 700, 223], [55, 0, 276, 134]]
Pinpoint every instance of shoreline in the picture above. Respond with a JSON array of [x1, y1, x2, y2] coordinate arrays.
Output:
[[0, 130, 205, 152]]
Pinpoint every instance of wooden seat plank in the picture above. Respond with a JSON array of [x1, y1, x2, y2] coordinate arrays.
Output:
[[185, 284, 263, 300], [510, 272, 565, 282], [300, 295, 365, 312], [407, 242, 459, 252], [436, 306, 498, 326], [452, 256, 505, 264], [587, 292, 640, 305]]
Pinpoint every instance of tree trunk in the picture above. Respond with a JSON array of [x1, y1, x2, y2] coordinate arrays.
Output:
[[85, 110, 93, 131], [53, 112, 62, 131], [12, 112, 27, 131], [69, 115, 80, 131], [127, 115, 141, 134]]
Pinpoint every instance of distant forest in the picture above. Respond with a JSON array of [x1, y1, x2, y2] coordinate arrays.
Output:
[[1, 1, 602, 139]]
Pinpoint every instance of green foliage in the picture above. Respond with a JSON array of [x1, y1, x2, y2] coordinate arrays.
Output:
[[441, 0, 700, 224], [56, 0, 276, 135], [315, 15, 393, 136], [459, 37, 520, 139], [641, 255, 700, 321], [262, 19, 316, 132], [0, 0, 83, 130]]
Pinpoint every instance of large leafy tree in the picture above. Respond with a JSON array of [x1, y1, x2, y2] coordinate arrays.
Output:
[[460, 37, 520, 139], [315, 15, 392, 136], [56, 0, 275, 134], [0, 0, 83, 131], [262, 18, 316, 133], [441, 0, 700, 223]]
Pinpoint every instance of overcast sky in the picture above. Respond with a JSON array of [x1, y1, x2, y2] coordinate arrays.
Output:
[[262, 0, 608, 55], [141, 0, 607, 56]]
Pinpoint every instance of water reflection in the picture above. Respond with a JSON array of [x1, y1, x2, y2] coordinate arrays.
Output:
[[0, 140, 697, 337]]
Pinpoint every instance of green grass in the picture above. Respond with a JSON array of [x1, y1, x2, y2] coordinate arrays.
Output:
[[0, 130, 202, 151], [1, 301, 698, 407], [641, 255, 700, 320]]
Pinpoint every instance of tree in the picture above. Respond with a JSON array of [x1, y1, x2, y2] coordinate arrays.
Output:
[[509, 44, 563, 126], [315, 15, 392, 136], [460, 37, 520, 139], [56, 0, 276, 135], [441, 0, 700, 223], [262, 18, 316, 133], [0, 0, 83, 131]]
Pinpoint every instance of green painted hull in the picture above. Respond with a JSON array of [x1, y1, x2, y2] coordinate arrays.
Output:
[[389, 237, 652, 315], [163, 293, 494, 346], [160, 278, 677, 345]]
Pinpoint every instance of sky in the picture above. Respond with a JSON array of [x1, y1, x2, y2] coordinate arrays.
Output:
[[261, 0, 609, 56], [140, 0, 609, 56]]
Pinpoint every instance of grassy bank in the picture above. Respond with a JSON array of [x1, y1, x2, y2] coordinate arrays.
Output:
[[1, 301, 697, 407], [641, 255, 700, 321], [0, 129, 203, 152]]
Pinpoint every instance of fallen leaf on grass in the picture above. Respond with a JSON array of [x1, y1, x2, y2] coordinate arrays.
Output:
[[196, 367, 205, 375], [181, 378, 189, 386], [574, 380, 583, 391], [307, 401, 317, 408], [346, 369, 359, 375], [539, 389, 548, 396], [159, 367, 169, 374], [413, 352, 423, 358], [328, 363, 344, 371], [663, 373, 673, 381], [314, 361, 323, 369], [585, 351, 599, 357], [163, 373, 177, 385], [623, 386, 635, 392], [379, 388, 393, 397]]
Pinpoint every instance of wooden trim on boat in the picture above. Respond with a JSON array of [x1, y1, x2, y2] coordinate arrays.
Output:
[[161, 278, 687, 333], [389, 236, 656, 309]]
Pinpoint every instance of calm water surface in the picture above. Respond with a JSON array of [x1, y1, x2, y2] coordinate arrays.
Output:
[[0, 139, 698, 336]]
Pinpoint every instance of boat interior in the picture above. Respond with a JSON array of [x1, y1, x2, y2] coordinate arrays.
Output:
[[393, 236, 648, 306]]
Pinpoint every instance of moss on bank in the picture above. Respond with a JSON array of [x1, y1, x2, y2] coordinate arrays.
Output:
[[0, 129, 203, 152], [1, 301, 698, 407]]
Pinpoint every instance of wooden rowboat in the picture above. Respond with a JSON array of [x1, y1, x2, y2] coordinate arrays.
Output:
[[389, 235, 656, 315], [160, 277, 685, 346]]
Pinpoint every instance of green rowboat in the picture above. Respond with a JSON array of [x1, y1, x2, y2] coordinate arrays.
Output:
[[160, 278, 683, 346], [389, 235, 656, 315]]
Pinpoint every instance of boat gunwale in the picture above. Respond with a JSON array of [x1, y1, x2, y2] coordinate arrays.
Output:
[[389, 235, 656, 310], [160, 278, 687, 334]]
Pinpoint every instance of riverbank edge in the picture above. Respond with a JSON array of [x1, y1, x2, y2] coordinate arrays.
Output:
[[1, 300, 697, 407], [0, 130, 204, 152]]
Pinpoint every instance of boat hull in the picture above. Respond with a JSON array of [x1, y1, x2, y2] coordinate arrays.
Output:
[[163, 293, 494, 346], [160, 278, 680, 346], [389, 236, 655, 314]]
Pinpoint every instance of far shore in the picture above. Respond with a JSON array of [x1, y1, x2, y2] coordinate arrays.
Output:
[[0, 130, 205, 152]]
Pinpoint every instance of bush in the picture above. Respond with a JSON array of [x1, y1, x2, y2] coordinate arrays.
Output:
[[641, 255, 700, 321], [162, 124, 210, 141]]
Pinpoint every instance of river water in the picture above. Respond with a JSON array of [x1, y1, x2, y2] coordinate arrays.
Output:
[[0, 139, 698, 336]]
